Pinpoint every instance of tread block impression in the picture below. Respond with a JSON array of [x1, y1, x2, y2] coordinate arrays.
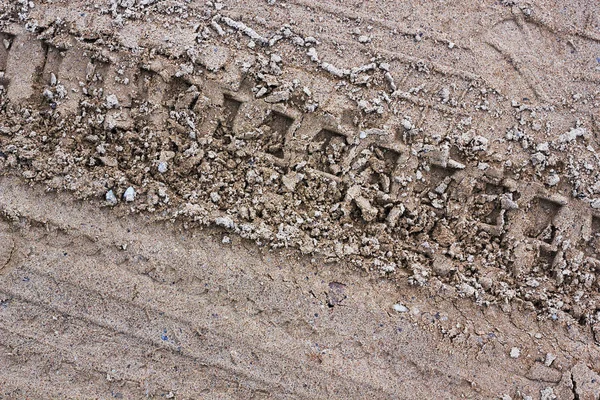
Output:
[[163, 77, 192, 110], [5, 34, 46, 102], [85, 58, 110, 96], [221, 94, 242, 130], [350, 145, 402, 195], [0, 33, 15, 87], [258, 110, 293, 159], [472, 182, 510, 228], [41, 42, 64, 85], [585, 215, 600, 258], [307, 129, 351, 176], [524, 197, 562, 245]]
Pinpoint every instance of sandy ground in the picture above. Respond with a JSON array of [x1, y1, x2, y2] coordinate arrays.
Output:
[[1, 0, 600, 398]]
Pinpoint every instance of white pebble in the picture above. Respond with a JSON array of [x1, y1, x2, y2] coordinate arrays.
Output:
[[510, 347, 520, 358], [546, 174, 560, 187], [105, 190, 117, 206], [393, 303, 408, 313], [544, 353, 556, 367], [210, 192, 221, 203], [123, 187, 136, 202], [105, 94, 119, 108], [42, 88, 54, 100], [158, 161, 168, 173], [215, 216, 235, 229], [270, 53, 282, 63], [401, 118, 413, 130]]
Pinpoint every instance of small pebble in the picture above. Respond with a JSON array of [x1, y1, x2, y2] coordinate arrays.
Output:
[[270, 53, 282, 63], [544, 353, 556, 367], [158, 161, 168, 173], [510, 347, 520, 358], [393, 303, 408, 313], [105, 94, 119, 108], [546, 174, 560, 187], [105, 190, 117, 206], [123, 186, 136, 202], [42, 88, 54, 100], [210, 192, 221, 203]]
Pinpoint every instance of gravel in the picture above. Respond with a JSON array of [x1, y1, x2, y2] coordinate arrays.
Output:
[[158, 161, 168, 173], [510, 347, 521, 359], [393, 303, 409, 312], [123, 187, 136, 202], [106, 190, 118, 206]]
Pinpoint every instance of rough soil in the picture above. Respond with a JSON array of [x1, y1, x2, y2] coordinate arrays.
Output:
[[1, 0, 600, 398]]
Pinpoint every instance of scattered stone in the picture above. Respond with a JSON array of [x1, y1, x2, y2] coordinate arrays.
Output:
[[210, 192, 221, 203], [386, 204, 405, 227], [471, 135, 489, 152], [158, 161, 168, 173], [530, 152, 546, 166], [270, 53, 282, 64], [123, 186, 136, 202], [401, 118, 414, 130], [546, 173, 560, 187], [255, 87, 268, 98], [558, 126, 586, 144], [105, 94, 119, 108], [510, 347, 521, 358], [539, 387, 556, 400], [544, 353, 556, 367], [439, 87, 450, 103], [264, 90, 290, 103], [536, 142, 550, 153], [459, 283, 476, 297], [42, 88, 53, 100], [106, 190, 118, 206], [393, 303, 408, 313], [215, 216, 235, 229], [354, 196, 378, 222]]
